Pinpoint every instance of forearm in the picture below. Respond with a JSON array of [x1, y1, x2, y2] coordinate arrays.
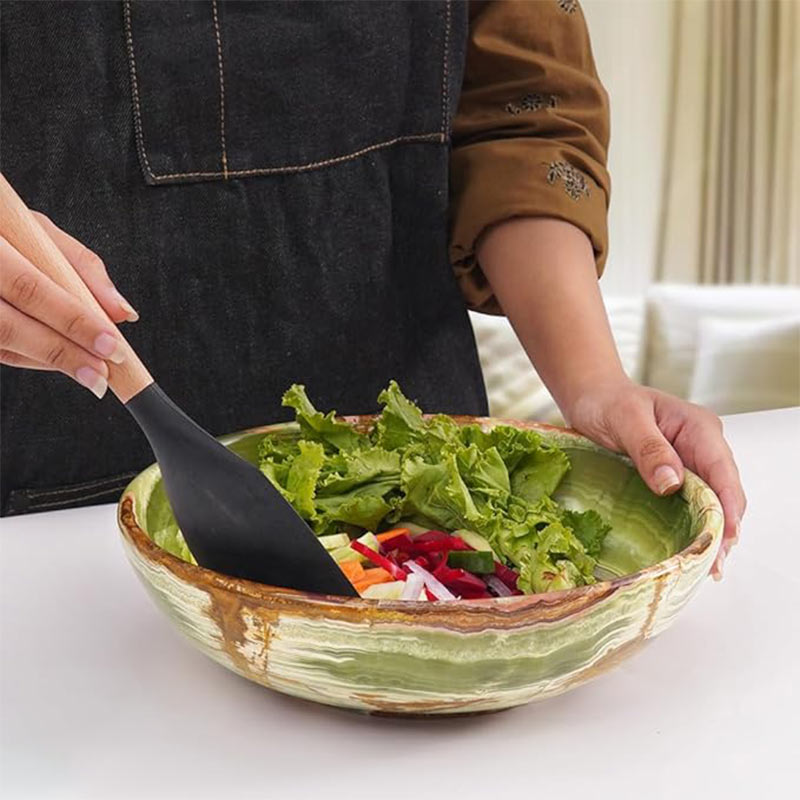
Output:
[[477, 217, 626, 420]]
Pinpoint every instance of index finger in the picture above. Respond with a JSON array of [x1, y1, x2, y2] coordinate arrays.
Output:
[[0, 236, 125, 364], [32, 212, 138, 324]]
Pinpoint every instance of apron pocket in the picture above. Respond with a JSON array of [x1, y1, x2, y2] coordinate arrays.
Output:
[[123, 0, 452, 185]]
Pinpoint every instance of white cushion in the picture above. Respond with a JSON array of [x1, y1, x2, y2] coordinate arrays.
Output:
[[688, 316, 800, 414], [645, 284, 800, 398]]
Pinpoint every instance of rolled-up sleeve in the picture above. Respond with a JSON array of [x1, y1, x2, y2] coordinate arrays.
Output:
[[450, 0, 611, 313]]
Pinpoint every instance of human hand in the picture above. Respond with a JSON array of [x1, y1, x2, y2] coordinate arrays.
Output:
[[0, 211, 138, 398], [566, 377, 745, 579], [473, 217, 743, 578]]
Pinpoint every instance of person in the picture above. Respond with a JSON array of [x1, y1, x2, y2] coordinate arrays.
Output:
[[0, 0, 742, 576]]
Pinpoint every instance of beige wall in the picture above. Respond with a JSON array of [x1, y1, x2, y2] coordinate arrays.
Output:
[[581, 0, 673, 296]]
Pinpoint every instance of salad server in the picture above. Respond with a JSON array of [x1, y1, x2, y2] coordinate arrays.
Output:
[[0, 174, 357, 597]]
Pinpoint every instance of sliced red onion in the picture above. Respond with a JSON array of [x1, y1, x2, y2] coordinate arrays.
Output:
[[400, 573, 424, 601], [485, 575, 514, 597], [405, 560, 457, 601]]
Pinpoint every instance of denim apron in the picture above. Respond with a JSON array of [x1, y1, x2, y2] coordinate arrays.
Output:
[[0, 0, 487, 515]]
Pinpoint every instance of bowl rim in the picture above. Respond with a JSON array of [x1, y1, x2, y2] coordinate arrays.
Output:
[[117, 415, 723, 615]]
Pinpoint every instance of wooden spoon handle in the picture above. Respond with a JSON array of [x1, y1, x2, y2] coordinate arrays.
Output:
[[0, 174, 153, 402]]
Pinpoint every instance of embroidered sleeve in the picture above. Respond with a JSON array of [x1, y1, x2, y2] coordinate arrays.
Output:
[[450, 0, 610, 314]]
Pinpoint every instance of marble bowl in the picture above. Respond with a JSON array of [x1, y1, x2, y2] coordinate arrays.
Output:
[[118, 417, 723, 716]]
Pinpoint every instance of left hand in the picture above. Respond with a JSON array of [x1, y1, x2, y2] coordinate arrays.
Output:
[[566, 377, 745, 579]]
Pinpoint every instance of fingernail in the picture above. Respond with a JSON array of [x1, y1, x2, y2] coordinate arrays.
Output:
[[116, 291, 139, 322], [93, 332, 126, 364], [76, 366, 108, 399], [654, 465, 681, 495]]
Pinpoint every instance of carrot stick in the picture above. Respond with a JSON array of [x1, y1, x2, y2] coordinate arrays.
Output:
[[376, 528, 411, 543], [361, 567, 393, 582], [339, 560, 365, 583], [353, 568, 394, 592]]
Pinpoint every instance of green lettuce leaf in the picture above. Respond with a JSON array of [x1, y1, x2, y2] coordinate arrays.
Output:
[[282, 384, 366, 452], [314, 491, 396, 534], [483, 425, 545, 471], [400, 452, 481, 530], [259, 439, 325, 521], [489, 495, 563, 566], [257, 433, 301, 486], [251, 381, 612, 596], [152, 522, 197, 565], [374, 382, 461, 458], [509, 445, 570, 504], [517, 521, 595, 593], [316, 447, 400, 496], [455, 444, 510, 498], [284, 440, 325, 520], [560, 508, 612, 558], [519, 553, 584, 594], [256, 432, 300, 462], [373, 380, 426, 450]]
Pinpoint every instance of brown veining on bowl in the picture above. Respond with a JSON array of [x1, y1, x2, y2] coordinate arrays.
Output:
[[118, 416, 722, 715]]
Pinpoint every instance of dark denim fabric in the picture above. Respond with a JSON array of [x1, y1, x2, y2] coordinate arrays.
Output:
[[0, 0, 487, 516]]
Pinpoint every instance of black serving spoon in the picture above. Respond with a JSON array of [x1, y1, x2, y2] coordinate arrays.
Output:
[[0, 175, 356, 597]]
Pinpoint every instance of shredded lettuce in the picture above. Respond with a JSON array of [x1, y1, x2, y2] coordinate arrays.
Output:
[[255, 382, 612, 594]]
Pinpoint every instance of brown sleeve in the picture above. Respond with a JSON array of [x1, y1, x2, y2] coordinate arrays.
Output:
[[450, 0, 611, 314]]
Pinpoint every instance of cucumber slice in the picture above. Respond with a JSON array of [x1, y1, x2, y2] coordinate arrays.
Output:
[[453, 529, 500, 561], [446, 550, 494, 574], [361, 581, 406, 600], [329, 531, 380, 564], [401, 522, 433, 537], [318, 533, 351, 551], [329, 545, 360, 564], [357, 531, 380, 552]]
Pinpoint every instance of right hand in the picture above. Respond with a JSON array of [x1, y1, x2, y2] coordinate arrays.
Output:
[[0, 212, 138, 398]]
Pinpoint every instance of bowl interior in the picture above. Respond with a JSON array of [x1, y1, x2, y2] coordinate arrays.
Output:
[[137, 421, 698, 580]]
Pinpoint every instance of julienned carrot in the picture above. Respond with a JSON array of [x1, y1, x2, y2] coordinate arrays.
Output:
[[353, 568, 394, 593], [339, 559, 365, 583], [361, 567, 393, 582], [376, 528, 411, 543]]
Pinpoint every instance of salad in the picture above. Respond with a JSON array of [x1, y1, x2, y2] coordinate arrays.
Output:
[[254, 382, 612, 599]]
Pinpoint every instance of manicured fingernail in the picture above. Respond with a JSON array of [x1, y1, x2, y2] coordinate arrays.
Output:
[[76, 366, 108, 399], [732, 520, 741, 546], [654, 465, 681, 495], [116, 291, 139, 322], [93, 332, 126, 364]]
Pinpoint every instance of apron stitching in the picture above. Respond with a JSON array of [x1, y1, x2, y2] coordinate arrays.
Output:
[[27, 484, 132, 510], [24, 472, 138, 499], [211, 0, 229, 179], [122, 1, 445, 182], [441, 0, 451, 137], [146, 133, 445, 181], [122, 0, 157, 181]]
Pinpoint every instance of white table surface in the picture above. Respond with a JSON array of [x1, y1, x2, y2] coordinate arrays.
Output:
[[2, 407, 798, 800]]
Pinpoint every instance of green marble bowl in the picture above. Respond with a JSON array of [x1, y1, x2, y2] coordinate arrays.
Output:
[[118, 417, 723, 715]]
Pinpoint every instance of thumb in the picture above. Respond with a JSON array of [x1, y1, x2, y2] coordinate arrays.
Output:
[[616, 406, 684, 496]]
